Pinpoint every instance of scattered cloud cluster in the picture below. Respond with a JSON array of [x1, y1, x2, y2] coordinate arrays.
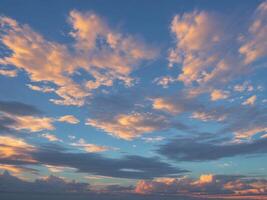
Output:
[[135, 174, 267, 196], [0, 11, 156, 106]]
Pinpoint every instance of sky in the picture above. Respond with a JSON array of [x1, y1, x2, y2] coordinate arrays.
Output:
[[0, 0, 267, 199]]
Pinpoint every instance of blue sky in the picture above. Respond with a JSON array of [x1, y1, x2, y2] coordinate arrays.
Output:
[[0, 0, 267, 199]]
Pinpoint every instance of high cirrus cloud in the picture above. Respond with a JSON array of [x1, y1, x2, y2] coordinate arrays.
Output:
[[0, 11, 157, 106]]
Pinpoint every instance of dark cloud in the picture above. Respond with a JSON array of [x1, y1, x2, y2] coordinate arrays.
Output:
[[157, 137, 267, 161], [0, 100, 42, 116], [31, 146, 187, 179], [0, 171, 206, 200], [0, 171, 89, 193]]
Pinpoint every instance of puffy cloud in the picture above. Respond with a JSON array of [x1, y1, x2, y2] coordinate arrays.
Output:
[[153, 76, 178, 88], [0, 171, 90, 193], [242, 95, 257, 106], [0, 100, 55, 133], [41, 133, 61, 142], [57, 115, 80, 124], [165, 3, 267, 99], [239, 1, 267, 64], [86, 112, 169, 140], [210, 90, 229, 101], [0, 11, 156, 106], [0, 69, 17, 77], [27, 84, 55, 93], [71, 138, 117, 153], [0, 135, 36, 164], [11, 115, 54, 132], [135, 174, 267, 196], [168, 11, 226, 85], [234, 81, 254, 92], [0, 16, 86, 106], [152, 98, 185, 114]]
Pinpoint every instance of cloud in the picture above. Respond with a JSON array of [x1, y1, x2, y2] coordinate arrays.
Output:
[[164, 3, 267, 99], [152, 98, 184, 114], [0, 100, 42, 116], [135, 174, 267, 196], [157, 137, 267, 161], [242, 95, 257, 106], [27, 84, 55, 93], [153, 76, 178, 88], [234, 81, 254, 92], [0, 171, 90, 193], [29, 144, 186, 179], [239, 1, 267, 64], [11, 115, 54, 132], [191, 111, 225, 122], [142, 136, 165, 143], [0, 11, 156, 106], [0, 135, 36, 164], [0, 69, 17, 77], [0, 101, 55, 134], [235, 127, 267, 140], [57, 115, 80, 124], [71, 138, 117, 153], [41, 133, 61, 142], [86, 112, 169, 140], [152, 96, 201, 115], [168, 11, 227, 85], [210, 90, 229, 101]]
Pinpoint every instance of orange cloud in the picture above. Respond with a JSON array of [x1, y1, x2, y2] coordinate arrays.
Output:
[[11, 115, 54, 132], [57, 115, 80, 124], [71, 138, 117, 153], [210, 90, 229, 101], [86, 113, 167, 140], [239, 1, 267, 64], [41, 133, 61, 142], [0, 135, 36, 163], [0, 11, 156, 106], [242, 95, 257, 106], [135, 174, 267, 196]]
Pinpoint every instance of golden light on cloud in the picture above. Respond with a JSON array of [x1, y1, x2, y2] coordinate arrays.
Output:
[[0, 136, 36, 163]]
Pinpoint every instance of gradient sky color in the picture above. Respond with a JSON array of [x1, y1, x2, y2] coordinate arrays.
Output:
[[0, 0, 267, 199]]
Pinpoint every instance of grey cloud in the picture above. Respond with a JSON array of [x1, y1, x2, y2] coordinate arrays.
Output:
[[0, 100, 42, 116], [157, 137, 267, 161], [32, 146, 187, 179]]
